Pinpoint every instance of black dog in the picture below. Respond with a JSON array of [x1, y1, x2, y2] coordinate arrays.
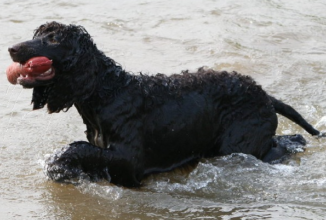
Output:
[[8, 21, 322, 187]]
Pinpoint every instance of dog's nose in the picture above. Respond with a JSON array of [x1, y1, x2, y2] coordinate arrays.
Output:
[[8, 45, 20, 54]]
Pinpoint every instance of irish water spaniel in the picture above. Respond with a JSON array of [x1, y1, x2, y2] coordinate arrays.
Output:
[[7, 21, 322, 187]]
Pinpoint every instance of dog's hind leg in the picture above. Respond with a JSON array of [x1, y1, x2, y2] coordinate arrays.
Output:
[[214, 115, 277, 161], [262, 134, 306, 163]]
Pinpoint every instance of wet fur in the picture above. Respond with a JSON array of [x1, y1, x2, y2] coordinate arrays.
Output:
[[8, 22, 321, 187]]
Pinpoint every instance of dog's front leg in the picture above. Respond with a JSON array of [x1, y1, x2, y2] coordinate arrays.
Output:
[[45, 141, 142, 187]]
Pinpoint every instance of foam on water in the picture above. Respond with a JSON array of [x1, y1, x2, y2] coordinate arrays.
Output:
[[62, 153, 298, 204], [77, 180, 123, 201], [34, 142, 326, 219]]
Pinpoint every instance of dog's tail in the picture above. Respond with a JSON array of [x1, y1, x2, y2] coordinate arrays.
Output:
[[269, 96, 321, 136]]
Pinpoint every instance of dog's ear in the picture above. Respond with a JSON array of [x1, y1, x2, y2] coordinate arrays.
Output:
[[61, 27, 97, 72]]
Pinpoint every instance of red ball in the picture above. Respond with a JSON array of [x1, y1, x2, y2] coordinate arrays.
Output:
[[23, 57, 52, 75]]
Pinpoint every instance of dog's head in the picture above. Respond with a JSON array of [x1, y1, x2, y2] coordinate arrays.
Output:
[[7, 21, 99, 112]]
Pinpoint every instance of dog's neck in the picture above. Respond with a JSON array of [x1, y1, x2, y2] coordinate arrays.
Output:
[[81, 55, 134, 105]]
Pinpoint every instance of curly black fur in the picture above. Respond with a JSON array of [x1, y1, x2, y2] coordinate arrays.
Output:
[[8, 21, 321, 187]]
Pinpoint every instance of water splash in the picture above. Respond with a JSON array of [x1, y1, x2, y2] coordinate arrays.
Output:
[[77, 179, 123, 201], [41, 147, 124, 201]]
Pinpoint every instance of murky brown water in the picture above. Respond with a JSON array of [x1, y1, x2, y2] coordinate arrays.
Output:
[[1, 0, 326, 219]]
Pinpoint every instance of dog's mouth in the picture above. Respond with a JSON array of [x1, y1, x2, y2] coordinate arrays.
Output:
[[6, 56, 55, 86]]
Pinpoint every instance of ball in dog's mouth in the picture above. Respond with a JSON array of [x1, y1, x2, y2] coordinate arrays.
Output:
[[6, 56, 55, 85]]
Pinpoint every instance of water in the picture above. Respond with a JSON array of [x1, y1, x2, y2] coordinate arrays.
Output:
[[1, 0, 326, 219]]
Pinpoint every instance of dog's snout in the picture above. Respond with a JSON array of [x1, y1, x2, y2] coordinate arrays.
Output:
[[8, 45, 20, 55]]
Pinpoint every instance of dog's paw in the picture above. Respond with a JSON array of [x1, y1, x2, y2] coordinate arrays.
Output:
[[44, 144, 111, 183], [45, 154, 85, 183]]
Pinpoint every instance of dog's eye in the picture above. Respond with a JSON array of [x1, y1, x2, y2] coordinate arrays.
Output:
[[48, 34, 58, 44], [49, 38, 58, 43]]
